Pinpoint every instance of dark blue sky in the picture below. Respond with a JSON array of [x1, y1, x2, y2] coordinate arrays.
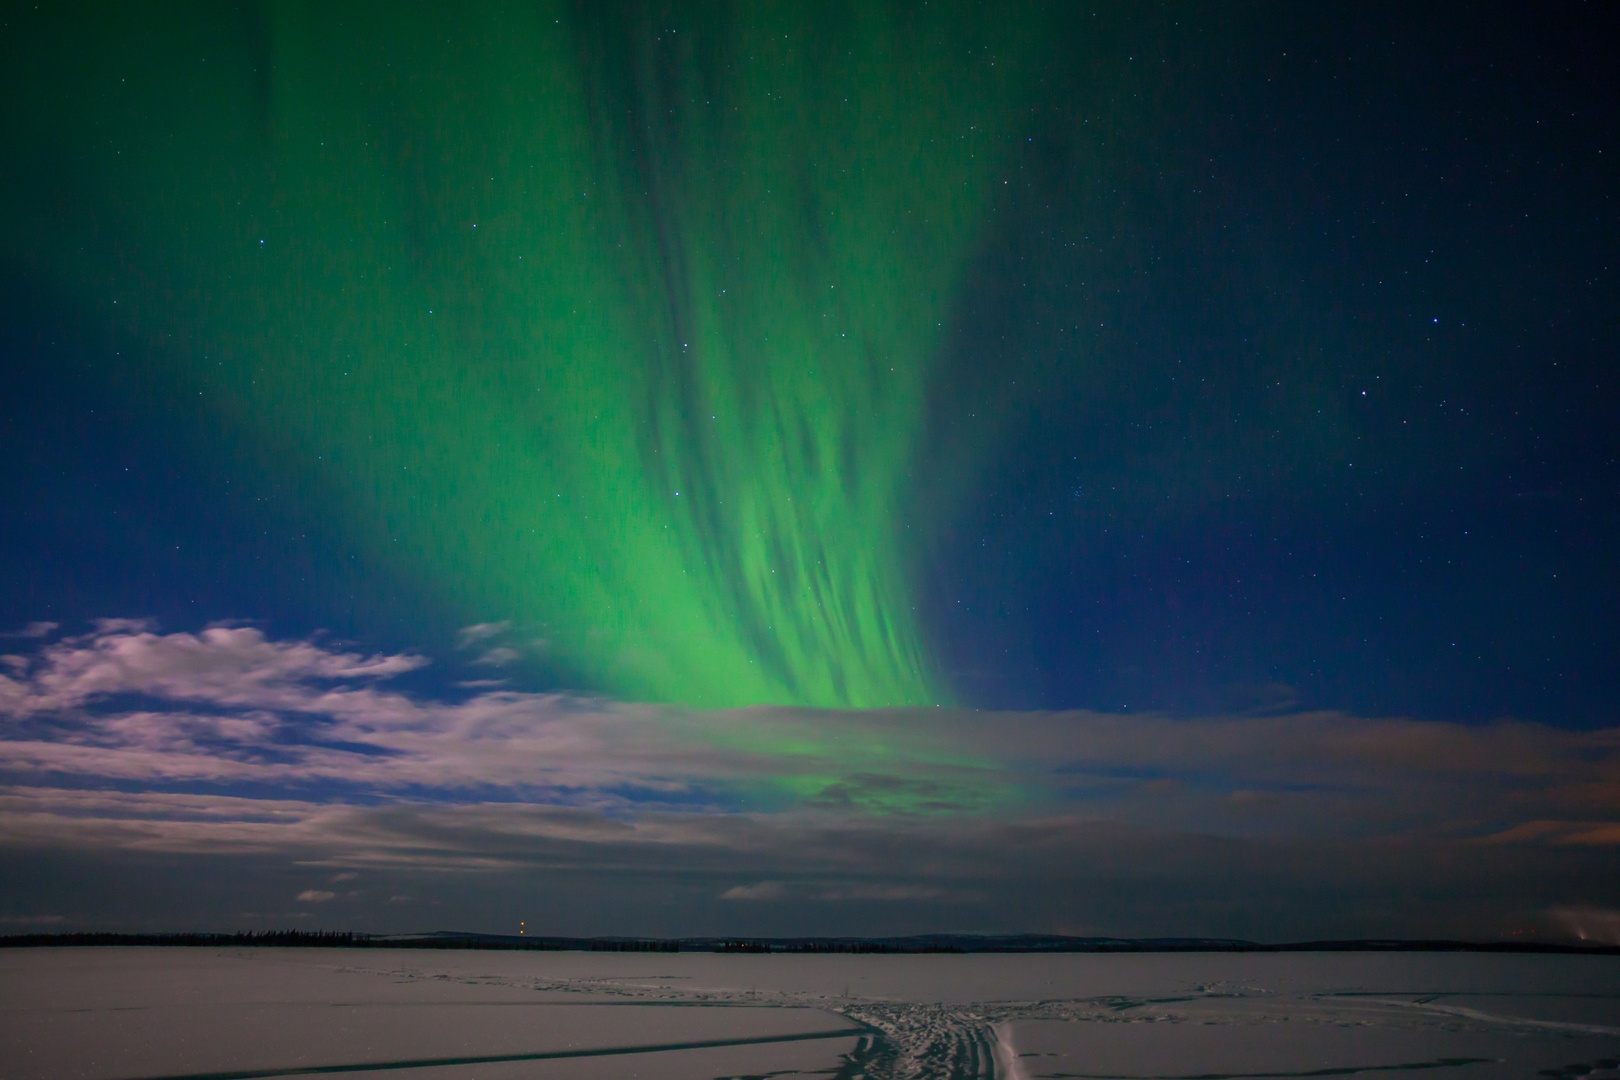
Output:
[[3, 2, 1617, 723], [918, 2, 1619, 723]]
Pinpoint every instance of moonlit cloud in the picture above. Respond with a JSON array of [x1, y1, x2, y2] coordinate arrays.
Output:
[[721, 882, 787, 902], [1, 622, 1617, 938], [1549, 906, 1620, 944], [1, 622, 58, 640], [454, 622, 512, 649], [0, 621, 426, 719]]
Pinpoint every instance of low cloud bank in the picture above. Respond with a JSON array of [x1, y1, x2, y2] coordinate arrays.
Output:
[[1, 621, 1616, 938]]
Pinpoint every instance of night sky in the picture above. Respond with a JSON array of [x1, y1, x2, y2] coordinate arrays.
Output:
[[1, 2, 1616, 940]]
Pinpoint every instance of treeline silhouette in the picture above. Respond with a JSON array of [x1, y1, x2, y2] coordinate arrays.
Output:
[[0, 933, 959, 953], [0, 931, 679, 952], [2, 931, 1614, 955], [385, 937, 680, 952], [741, 940, 964, 954], [0, 931, 367, 948]]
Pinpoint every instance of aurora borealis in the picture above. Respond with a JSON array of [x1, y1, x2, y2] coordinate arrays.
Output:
[[2, 3, 1618, 938], [4, 1, 1050, 707]]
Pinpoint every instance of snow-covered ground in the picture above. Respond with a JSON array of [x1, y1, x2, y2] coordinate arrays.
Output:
[[2, 948, 1616, 1079]]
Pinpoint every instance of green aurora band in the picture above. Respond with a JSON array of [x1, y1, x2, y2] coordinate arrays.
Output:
[[2, 1, 1045, 708]]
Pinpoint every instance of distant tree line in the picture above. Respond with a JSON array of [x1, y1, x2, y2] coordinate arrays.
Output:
[[717, 940, 964, 954], [2, 931, 1613, 955], [0, 930, 367, 948], [0, 931, 677, 952], [581, 939, 681, 952]]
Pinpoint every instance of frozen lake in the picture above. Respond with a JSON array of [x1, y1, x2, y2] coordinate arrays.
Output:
[[1, 947, 1617, 1079]]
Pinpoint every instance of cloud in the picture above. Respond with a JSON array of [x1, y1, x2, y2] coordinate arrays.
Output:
[[1549, 906, 1620, 944], [455, 622, 510, 649], [718, 880, 951, 902], [2, 621, 1618, 938], [0, 622, 426, 720], [2, 623, 1618, 842], [721, 881, 786, 901], [1, 622, 58, 639], [296, 889, 335, 903], [814, 884, 946, 902], [3, 781, 1615, 940]]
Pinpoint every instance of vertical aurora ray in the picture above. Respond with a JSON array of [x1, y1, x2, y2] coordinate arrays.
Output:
[[1, 1, 1041, 707]]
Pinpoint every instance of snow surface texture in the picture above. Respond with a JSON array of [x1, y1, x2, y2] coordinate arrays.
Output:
[[1, 948, 1617, 1080]]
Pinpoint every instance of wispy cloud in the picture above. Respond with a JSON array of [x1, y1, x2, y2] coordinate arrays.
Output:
[[1, 621, 58, 640], [1549, 906, 1620, 944], [721, 881, 786, 901], [0, 620, 425, 719], [3, 622, 1618, 836], [454, 622, 511, 649], [1, 621, 1617, 937]]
